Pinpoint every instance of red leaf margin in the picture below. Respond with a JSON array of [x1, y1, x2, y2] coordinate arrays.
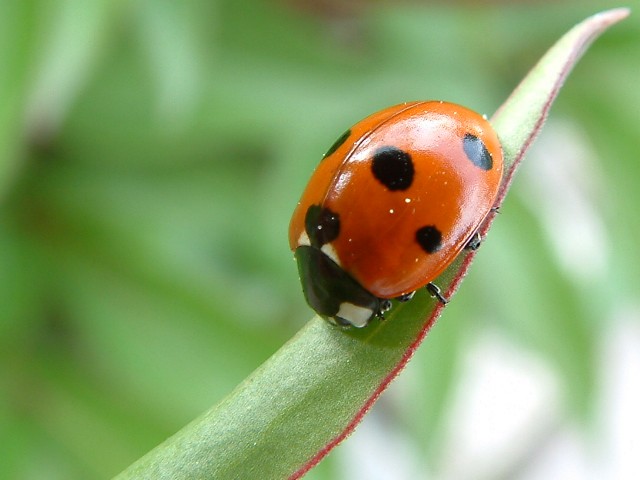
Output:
[[289, 8, 630, 479]]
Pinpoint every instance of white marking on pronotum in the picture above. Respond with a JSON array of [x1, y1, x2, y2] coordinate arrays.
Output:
[[336, 302, 374, 328], [321, 243, 341, 266], [297, 231, 311, 247]]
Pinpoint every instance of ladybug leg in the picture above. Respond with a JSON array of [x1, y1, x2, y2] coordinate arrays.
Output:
[[426, 283, 449, 304], [466, 206, 500, 251], [377, 294, 414, 321], [376, 299, 393, 320], [396, 291, 415, 302], [465, 231, 482, 251], [466, 206, 501, 251]]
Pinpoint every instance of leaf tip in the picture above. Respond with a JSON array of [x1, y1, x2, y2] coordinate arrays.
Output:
[[594, 7, 631, 23]]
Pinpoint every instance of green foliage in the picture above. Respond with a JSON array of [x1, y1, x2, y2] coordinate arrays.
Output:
[[114, 8, 628, 479], [0, 1, 636, 479]]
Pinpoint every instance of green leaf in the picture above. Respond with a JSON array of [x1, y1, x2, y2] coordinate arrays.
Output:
[[23, 0, 114, 139], [114, 8, 629, 480], [0, 1, 38, 197]]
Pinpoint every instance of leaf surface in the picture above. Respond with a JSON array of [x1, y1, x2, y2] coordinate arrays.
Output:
[[114, 8, 630, 480]]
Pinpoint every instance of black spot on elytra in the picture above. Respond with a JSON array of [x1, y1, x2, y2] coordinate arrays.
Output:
[[305, 205, 340, 247], [323, 129, 351, 159], [463, 133, 493, 170], [371, 146, 414, 191], [416, 225, 442, 254]]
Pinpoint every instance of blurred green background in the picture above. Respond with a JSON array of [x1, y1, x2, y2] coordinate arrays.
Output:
[[1, 1, 638, 479]]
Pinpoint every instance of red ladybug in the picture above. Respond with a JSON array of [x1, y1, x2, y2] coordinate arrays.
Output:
[[289, 101, 503, 327]]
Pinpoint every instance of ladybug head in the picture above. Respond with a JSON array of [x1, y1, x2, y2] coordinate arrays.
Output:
[[294, 245, 381, 328]]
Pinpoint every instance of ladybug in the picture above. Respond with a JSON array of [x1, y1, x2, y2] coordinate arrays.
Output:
[[289, 101, 503, 328]]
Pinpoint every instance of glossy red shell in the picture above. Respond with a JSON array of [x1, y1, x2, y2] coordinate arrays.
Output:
[[289, 101, 503, 299]]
